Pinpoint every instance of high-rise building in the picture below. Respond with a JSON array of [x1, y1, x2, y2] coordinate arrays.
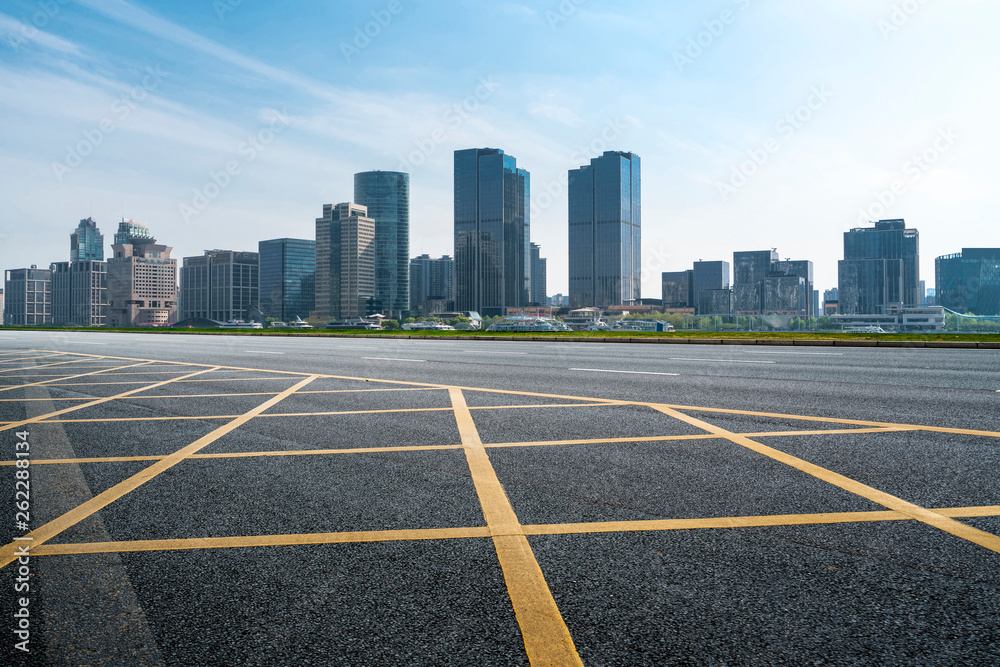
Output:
[[3, 266, 52, 325], [0, 289, 4, 325], [733, 250, 778, 314], [106, 221, 177, 326], [454, 148, 530, 317], [530, 242, 547, 306], [180, 250, 259, 322], [114, 219, 155, 245], [409, 254, 455, 313], [692, 261, 730, 314], [70, 217, 104, 262], [316, 203, 376, 321], [661, 270, 694, 309], [354, 171, 410, 318], [258, 239, 316, 322], [936, 248, 1000, 316], [51, 261, 107, 326], [734, 250, 813, 317], [839, 219, 920, 314], [568, 151, 641, 308]]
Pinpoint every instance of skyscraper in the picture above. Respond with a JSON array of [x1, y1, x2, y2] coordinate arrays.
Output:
[[70, 217, 104, 262], [529, 242, 547, 306], [936, 248, 1000, 316], [409, 254, 455, 313], [106, 221, 177, 326], [454, 148, 530, 317], [316, 203, 376, 321], [354, 171, 410, 317], [259, 238, 316, 321], [114, 219, 154, 245], [733, 250, 778, 314], [733, 250, 813, 317], [568, 150, 641, 308], [838, 219, 919, 314]]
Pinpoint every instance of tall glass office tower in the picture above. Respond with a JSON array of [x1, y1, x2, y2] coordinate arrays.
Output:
[[838, 219, 919, 314], [454, 148, 530, 317], [70, 217, 104, 262], [354, 171, 409, 317], [258, 238, 316, 321], [568, 151, 641, 308]]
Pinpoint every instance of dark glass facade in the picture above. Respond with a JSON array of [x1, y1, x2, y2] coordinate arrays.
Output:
[[354, 171, 410, 317], [935, 248, 1000, 316], [454, 148, 530, 317], [70, 218, 104, 262], [259, 238, 316, 321], [568, 151, 641, 308], [692, 260, 730, 314], [839, 219, 919, 314], [661, 270, 694, 308]]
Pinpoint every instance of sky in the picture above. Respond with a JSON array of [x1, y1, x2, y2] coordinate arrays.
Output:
[[1, 0, 998, 298]]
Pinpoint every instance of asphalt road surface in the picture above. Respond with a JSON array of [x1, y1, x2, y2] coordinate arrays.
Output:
[[1, 330, 998, 666]]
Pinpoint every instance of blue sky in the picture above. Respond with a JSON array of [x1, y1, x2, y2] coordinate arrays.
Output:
[[1, 0, 998, 297]]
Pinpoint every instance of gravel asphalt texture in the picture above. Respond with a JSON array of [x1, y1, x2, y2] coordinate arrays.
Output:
[[0, 330, 998, 666]]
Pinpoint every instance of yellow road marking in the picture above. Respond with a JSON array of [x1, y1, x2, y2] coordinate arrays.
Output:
[[28, 527, 492, 556], [0, 365, 217, 432], [667, 404, 1000, 439], [0, 356, 106, 374], [0, 375, 318, 569], [449, 387, 583, 667], [652, 405, 1000, 555], [0, 429, 925, 465], [937, 505, 1000, 518], [486, 433, 718, 449], [17, 506, 1000, 558], [523, 511, 908, 535], [0, 361, 153, 394], [738, 427, 921, 438], [0, 444, 469, 466], [0, 352, 69, 364]]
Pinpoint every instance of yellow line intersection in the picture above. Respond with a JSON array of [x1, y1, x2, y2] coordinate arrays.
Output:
[[1, 349, 998, 666]]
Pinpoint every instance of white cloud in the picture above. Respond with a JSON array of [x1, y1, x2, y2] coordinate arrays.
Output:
[[0, 12, 82, 56]]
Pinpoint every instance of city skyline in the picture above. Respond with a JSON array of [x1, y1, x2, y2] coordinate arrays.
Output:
[[2, 1, 999, 297]]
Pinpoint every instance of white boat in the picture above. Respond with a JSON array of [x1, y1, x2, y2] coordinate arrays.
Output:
[[219, 320, 264, 329]]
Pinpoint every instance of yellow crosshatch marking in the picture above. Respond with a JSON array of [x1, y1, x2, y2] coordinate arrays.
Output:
[[1, 349, 998, 666]]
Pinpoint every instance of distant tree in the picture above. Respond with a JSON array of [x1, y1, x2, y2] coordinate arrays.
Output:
[[381, 319, 400, 330]]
